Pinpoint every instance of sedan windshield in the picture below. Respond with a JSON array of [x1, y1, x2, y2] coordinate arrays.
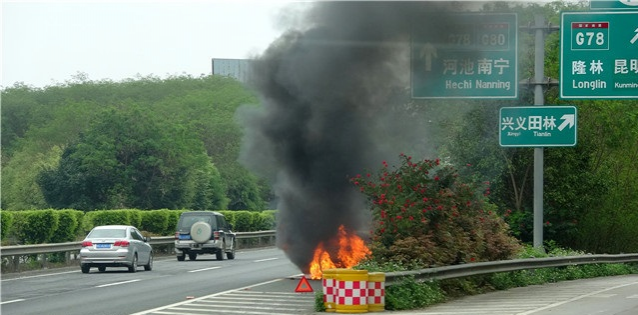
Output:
[[88, 229, 126, 238]]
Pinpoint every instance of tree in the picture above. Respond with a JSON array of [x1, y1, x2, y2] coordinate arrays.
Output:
[[38, 104, 227, 210], [2, 75, 269, 211]]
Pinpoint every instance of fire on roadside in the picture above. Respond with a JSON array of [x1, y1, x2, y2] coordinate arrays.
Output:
[[308, 225, 371, 279]]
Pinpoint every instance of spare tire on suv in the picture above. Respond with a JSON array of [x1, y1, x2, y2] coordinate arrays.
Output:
[[190, 221, 212, 243], [174, 211, 236, 261]]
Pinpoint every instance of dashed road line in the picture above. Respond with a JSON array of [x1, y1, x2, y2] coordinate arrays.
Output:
[[95, 279, 141, 288], [188, 266, 222, 273], [0, 299, 26, 305]]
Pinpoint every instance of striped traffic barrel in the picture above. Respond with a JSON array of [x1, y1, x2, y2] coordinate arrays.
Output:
[[335, 269, 368, 313], [322, 269, 338, 312], [367, 272, 385, 312]]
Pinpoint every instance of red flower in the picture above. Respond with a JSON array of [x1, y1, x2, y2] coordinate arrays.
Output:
[[434, 176, 440, 181]]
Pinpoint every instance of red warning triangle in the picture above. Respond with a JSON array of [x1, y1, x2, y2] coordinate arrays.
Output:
[[295, 275, 314, 293]]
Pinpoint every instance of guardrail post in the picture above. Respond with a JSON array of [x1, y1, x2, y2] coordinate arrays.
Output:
[[12, 255, 20, 272]]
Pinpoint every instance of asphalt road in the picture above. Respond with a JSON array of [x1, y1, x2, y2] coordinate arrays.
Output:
[[1, 247, 307, 315]]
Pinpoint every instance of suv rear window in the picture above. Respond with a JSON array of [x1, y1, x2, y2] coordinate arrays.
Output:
[[178, 215, 218, 230]]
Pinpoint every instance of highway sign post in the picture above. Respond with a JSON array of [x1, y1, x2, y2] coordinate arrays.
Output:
[[560, 11, 638, 99], [411, 13, 518, 99], [499, 106, 578, 147]]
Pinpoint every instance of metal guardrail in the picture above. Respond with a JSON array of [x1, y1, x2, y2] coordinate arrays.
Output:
[[385, 254, 638, 285], [2, 233, 637, 281], [0, 230, 277, 257], [0, 230, 277, 272]]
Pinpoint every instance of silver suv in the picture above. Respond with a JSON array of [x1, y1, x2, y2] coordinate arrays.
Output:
[[174, 211, 236, 261]]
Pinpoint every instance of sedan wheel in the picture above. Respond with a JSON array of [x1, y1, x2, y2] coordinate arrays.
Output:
[[128, 254, 138, 273], [144, 253, 153, 271]]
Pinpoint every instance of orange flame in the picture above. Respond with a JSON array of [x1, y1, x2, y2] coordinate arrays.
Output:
[[309, 225, 371, 279]]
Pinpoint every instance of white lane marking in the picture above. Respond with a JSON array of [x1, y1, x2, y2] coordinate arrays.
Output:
[[95, 279, 141, 288], [628, 294, 638, 299], [517, 281, 638, 315], [253, 258, 278, 263], [130, 277, 289, 315], [188, 266, 221, 273], [0, 299, 26, 305], [1, 270, 77, 282]]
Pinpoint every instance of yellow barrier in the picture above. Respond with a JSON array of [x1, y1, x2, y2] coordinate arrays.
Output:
[[367, 272, 385, 312], [335, 269, 368, 314], [323, 269, 337, 312]]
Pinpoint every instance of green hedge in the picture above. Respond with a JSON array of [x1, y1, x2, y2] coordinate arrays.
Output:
[[1, 209, 277, 245], [1, 211, 13, 241]]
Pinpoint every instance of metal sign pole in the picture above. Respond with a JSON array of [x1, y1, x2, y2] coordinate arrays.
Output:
[[533, 14, 545, 249]]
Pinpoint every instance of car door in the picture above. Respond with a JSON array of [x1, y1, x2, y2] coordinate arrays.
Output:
[[217, 216, 234, 249], [131, 228, 151, 263]]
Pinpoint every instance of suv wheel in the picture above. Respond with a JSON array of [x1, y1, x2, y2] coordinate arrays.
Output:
[[216, 247, 224, 261], [227, 239, 236, 260]]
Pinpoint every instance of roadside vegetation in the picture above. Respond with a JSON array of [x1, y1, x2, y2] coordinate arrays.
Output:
[[384, 247, 637, 311]]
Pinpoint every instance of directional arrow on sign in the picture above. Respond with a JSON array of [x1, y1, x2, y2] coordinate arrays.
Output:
[[631, 28, 638, 44], [420, 43, 437, 72], [558, 114, 575, 131]]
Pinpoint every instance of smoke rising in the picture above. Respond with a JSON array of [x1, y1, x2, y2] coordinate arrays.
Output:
[[238, 1, 483, 272]]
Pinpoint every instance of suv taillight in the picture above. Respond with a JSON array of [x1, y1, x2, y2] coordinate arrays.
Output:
[[213, 231, 220, 240], [114, 240, 130, 247], [82, 241, 93, 247], [175, 232, 179, 239]]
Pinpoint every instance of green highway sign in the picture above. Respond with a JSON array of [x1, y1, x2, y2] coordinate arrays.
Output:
[[411, 13, 518, 99], [590, 0, 638, 10], [560, 11, 638, 99], [500, 106, 578, 147]]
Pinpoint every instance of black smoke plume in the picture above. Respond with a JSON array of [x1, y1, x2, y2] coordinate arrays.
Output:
[[238, 1, 485, 273]]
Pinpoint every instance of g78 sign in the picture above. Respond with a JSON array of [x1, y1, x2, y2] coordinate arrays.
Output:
[[560, 11, 638, 99]]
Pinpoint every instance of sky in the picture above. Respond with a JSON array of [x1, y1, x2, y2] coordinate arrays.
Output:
[[1, 0, 294, 88]]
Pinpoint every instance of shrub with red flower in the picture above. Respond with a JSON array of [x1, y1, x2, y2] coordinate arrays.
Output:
[[351, 154, 521, 268]]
